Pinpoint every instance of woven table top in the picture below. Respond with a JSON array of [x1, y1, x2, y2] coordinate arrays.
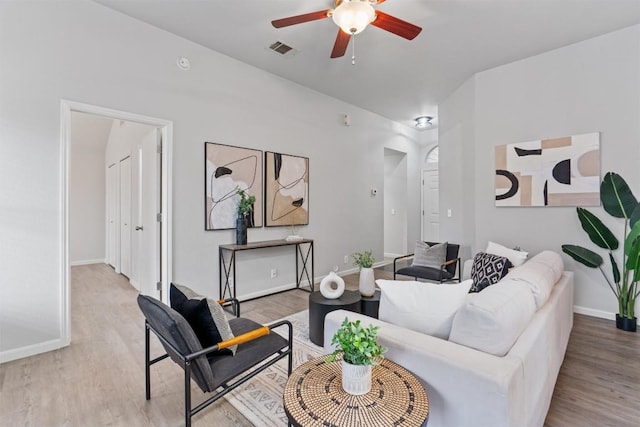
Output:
[[283, 357, 429, 427]]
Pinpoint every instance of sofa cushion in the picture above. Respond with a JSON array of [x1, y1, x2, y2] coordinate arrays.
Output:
[[503, 250, 564, 309], [449, 279, 536, 356], [470, 252, 512, 292], [376, 279, 472, 339], [486, 241, 528, 267], [170, 283, 237, 354], [412, 241, 447, 269]]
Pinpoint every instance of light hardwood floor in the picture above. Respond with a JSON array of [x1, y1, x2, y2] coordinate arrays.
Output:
[[1, 263, 638, 426]]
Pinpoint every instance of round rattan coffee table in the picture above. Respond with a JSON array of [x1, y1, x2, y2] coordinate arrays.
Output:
[[283, 356, 429, 427]]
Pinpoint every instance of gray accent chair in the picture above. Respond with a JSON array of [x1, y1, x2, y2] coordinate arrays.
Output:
[[137, 295, 292, 427], [393, 241, 461, 283]]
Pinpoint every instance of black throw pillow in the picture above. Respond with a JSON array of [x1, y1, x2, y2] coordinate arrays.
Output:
[[470, 252, 512, 293], [169, 283, 231, 356]]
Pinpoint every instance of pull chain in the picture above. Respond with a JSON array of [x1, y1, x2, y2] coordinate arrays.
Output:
[[351, 33, 356, 65]]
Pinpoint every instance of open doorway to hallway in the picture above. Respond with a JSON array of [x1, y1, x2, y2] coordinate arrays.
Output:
[[61, 100, 173, 347], [383, 148, 408, 259]]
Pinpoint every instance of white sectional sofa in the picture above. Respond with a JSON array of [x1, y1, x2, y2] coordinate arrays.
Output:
[[324, 251, 574, 427]]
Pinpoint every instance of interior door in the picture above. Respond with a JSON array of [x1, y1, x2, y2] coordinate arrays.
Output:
[[135, 128, 161, 298], [107, 163, 119, 270], [422, 169, 440, 241], [119, 156, 132, 279]]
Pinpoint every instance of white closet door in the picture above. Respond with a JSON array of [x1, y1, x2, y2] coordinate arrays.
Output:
[[119, 156, 132, 280], [107, 163, 119, 270], [135, 129, 161, 297]]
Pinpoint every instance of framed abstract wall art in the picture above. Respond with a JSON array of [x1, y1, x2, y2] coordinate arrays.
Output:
[[495, 132, 600, 207], [264, 151, 309, 227], [205, 142, 262, 230]]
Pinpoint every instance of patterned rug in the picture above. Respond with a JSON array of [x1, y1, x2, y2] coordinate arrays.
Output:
[[224, 310, 323, 426]]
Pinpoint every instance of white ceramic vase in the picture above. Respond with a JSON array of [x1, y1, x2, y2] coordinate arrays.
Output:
[[359, 267, 375, 297], [342, 359, 372, 395]]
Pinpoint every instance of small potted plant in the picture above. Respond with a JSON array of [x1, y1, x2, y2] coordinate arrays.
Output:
[[235, 187, 256, 245], [327, 317, 386, 395], [352, 250, 375, 297]]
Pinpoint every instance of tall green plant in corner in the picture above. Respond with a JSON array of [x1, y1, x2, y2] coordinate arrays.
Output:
[[562, 172, 640, 330]]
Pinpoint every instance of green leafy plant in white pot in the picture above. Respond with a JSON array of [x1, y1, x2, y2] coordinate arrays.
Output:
[[352, 250, 375, 297], [327, 317, 386, 395], [562, 172, 640, 332]]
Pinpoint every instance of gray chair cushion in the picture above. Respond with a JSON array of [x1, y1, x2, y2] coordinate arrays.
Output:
[[137, 295, 216, 392], [206, 317, 289, 390]]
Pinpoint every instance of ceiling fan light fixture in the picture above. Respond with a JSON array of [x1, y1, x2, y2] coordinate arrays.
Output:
[[414, 116, 433, 129], [332, 0, 376, 35]]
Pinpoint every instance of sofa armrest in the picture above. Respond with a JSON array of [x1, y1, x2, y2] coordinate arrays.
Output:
[[324, 310, 524, 427]]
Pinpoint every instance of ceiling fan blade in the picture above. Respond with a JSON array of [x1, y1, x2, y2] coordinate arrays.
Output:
[[271, 10, 331, 28], [370, 10, 422, 40], [330, 30, 351, 58]]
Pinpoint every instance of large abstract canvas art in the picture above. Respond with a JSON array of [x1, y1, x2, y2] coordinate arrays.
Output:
[[495, 132, 600, 207], [205, 143, 262, 230], [265, 152, 309, 227]]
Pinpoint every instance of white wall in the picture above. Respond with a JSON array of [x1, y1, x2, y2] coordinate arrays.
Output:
[[439, 25, 640, 319], [384, 149, 408, 256], [0, 1, 422, 360], [69, 113, 111, 265]]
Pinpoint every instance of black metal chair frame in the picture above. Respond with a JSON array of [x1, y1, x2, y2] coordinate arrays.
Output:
[[143, 297, 293, 427], [393, 242, 461, 283]]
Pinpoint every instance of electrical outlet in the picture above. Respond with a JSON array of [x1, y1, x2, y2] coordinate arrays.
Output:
[[270, 268, 277, 279], [344, 255, 349, 264]]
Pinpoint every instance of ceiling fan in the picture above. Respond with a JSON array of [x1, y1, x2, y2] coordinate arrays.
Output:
[[271, 0, 422, 59]]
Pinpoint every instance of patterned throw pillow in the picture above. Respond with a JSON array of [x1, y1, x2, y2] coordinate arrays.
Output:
[[412, 241, 447, 269], [470, 252, 512, 293]]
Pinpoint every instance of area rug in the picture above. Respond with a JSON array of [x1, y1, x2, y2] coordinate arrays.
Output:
[[224, 310, 323, 426]]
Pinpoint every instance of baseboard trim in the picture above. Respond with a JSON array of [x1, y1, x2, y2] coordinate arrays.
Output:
[[0, 337, 69, 364], [573, 305, 640, 325], [384, 252, 402, 259], [70, 259, 106, 266]]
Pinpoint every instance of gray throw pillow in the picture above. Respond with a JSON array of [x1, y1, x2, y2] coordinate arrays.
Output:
[[412, 241, 447, 269]]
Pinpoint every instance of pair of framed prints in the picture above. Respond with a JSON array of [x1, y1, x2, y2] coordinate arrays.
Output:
[[204, 142, 309, 231]]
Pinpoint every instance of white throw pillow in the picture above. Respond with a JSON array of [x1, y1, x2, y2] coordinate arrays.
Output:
[[449, 279, 536, 356], [376, 279, 472, 339], [503, 250, 563, 309], [486, 241, 528, 267]]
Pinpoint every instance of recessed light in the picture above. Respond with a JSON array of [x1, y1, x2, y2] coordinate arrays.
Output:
[[414, 116, 433, 129]]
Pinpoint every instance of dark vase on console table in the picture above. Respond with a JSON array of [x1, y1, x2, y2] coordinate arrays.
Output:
[[236, 215, 247, 245]]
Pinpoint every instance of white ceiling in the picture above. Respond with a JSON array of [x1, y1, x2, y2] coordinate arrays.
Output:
[[94, 0, 640, 129]]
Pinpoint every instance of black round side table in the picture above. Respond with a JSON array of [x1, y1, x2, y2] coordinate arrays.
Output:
[[308, 290, 361, 346], [360, 289, 381, 319]]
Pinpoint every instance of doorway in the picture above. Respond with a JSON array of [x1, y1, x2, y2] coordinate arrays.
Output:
[[60, 100, 173, 347], [383, 148, 408, 258], [422, 146, 440, 241]]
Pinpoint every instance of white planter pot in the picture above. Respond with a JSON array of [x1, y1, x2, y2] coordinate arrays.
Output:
[[359, 267, 375, 297], [341, 360, 372, 395]]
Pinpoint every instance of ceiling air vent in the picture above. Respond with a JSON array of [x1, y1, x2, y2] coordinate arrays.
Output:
[[267, 41, 299, 57]]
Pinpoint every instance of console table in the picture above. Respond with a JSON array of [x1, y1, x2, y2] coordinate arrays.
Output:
[[218, 239, 314, 300], [284, 357, 429, 427]]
